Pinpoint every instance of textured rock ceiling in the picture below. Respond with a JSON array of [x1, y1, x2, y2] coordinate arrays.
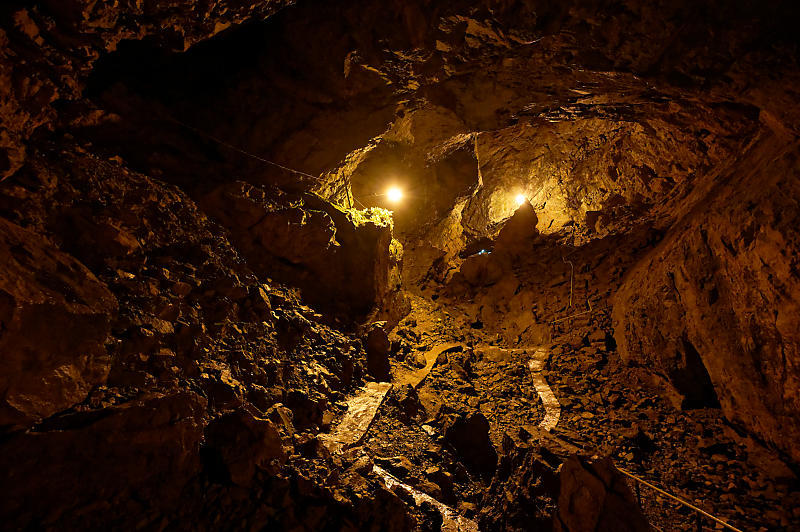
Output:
[[65, 0, 795, 243]]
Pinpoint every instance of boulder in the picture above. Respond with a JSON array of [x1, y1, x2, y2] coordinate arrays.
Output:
[[494, 200, 540, 257], [394, 383, 424, 420], [205, 408, 286, 486], [366, 321, 391, 381], [442, 411, 497, 478], [286, 389, 326, 430], [0, 218, 118, 428], [478, 440, 559, 529], [375, 455, 414, 480], [554, 456, 650, 532]]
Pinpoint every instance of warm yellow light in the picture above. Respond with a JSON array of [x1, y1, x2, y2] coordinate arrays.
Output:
[[515, 193, 526, 206], [387, 187, 403, 203]]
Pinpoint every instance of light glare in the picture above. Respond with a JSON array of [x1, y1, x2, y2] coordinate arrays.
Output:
[[515, 193, 526, 206], [387, 187, 403, 203]]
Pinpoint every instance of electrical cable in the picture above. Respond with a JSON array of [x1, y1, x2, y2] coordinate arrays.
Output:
[[164, 115, 323, 181]]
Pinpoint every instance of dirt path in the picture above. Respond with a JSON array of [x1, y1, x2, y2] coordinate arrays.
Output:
[[320, 381, 392, 454], [373, 465, 479, 531], [527, 347, 561, 431]]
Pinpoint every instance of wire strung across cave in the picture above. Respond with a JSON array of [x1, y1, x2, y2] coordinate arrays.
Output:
[[162, 114, 362, 209]]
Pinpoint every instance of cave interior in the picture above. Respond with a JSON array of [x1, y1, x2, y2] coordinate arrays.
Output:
[[1, 0, 800, 530]]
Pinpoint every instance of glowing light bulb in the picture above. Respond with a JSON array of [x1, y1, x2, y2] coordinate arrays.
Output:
[[386, 187, 403, 203], [515, 193, 526, 206]]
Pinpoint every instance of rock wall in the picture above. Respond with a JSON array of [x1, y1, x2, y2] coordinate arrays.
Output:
[[199, 181, 404, 321], [0, 147, 410, 529], [0, 0, 293, 179], [0, 218, 117, 428], [613, 127, 800, 462]]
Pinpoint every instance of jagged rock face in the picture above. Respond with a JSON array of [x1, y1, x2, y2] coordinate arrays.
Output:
[[0, 218, 117, 428], [0, 147, 410, 528], [0, 0, 295, 178], [199, 181, 402, 320], [613, 129, 800, 463]]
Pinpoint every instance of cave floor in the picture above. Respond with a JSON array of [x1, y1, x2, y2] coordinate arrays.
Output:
[[346, 293, 800, 531]]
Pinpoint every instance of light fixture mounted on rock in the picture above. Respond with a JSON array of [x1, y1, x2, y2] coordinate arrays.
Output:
[[386, 186, 403, 203]]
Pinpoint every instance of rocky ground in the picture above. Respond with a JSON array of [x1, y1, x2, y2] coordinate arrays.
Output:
[[0, 145, 416, 530], [347, 224, 800, 531], [2, 0, 800, 530], [345, 291, 799, 530]]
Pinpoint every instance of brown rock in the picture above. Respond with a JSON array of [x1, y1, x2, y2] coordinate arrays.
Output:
[[199, 182, 403, 321], [286, 389, 326, 430], [266, 403, 295, 435], [493, 201, 540, 258], [613, 133, 800, 462], [366, 321, 391, 381], [0, 219, 118, 428], [375, 455, 415, 479], [394, 383, 424, 420], [459, 253, 504, 287], [205, 409, 286, 487], [553, 456, 649, 532], [0, 392, 206, 528], [442, 411, 497, 478]]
